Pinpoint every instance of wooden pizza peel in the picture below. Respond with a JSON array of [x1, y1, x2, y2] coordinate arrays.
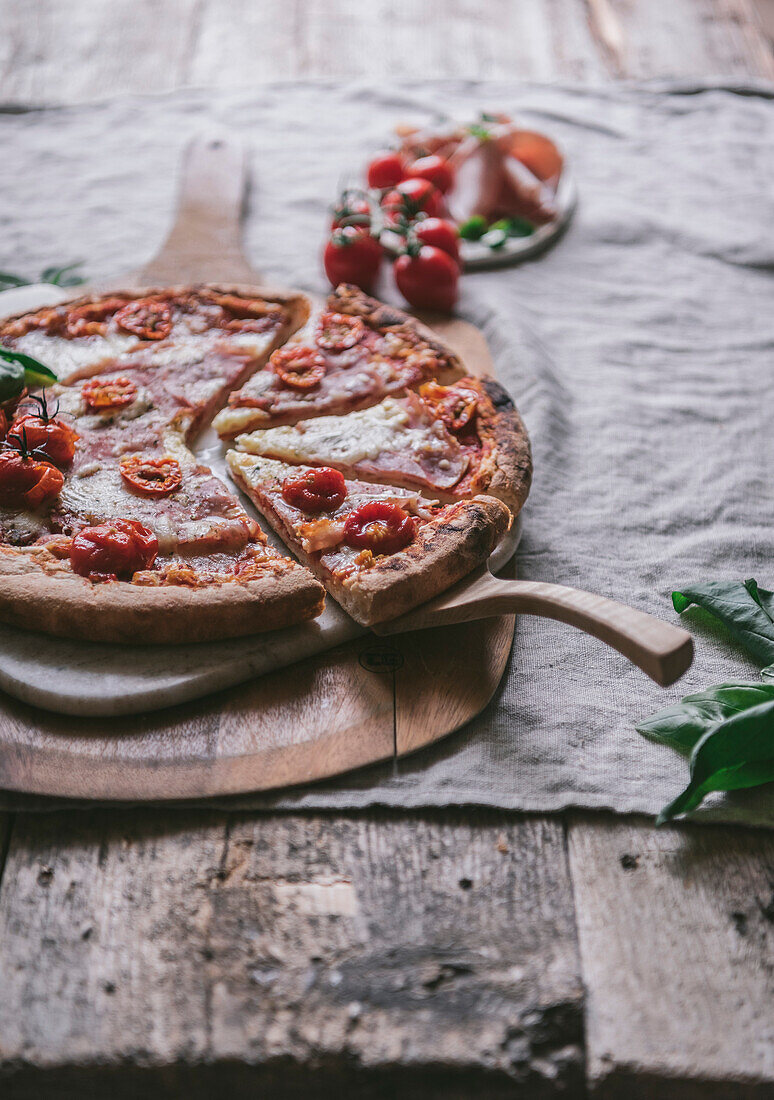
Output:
[[0, 136, 521, 801]]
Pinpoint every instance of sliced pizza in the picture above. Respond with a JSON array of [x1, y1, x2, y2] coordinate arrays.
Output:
[[227, 453, 510, 627], [0, 286, 308, 391], [213, 283, 463, 437], [232, 376, 531, 514]]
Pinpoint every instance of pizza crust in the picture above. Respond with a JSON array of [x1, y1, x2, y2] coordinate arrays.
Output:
[[467, 376, 532, 516], [335, 496, 510, 626], [0, 549, 324, 644]]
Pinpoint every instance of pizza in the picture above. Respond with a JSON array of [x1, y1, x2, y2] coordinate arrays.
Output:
[[213, 283, 464, 436], [227, 455, 510, 626], [229, 376, 530, 514], [0, 282, 530, 642]]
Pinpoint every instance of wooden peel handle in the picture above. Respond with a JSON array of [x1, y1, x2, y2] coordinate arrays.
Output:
[[381, 573, 693, 687]]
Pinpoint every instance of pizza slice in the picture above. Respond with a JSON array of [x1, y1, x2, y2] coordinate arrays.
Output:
[[227, 452, 510, 627], [231, 376, 531, 515], [0, 286, 308, 393], [213, 283, 463, 437]]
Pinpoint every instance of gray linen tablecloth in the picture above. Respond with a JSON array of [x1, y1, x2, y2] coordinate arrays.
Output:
[[1, 81, 773, 824]]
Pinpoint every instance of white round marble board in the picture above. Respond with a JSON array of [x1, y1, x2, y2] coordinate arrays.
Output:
[[0, 284, 521, 717]]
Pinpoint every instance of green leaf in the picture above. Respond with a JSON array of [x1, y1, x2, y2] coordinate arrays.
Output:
[[458, 216, 487, 241], [636, 682, 774, 755], [672, 579, 774, 665], [40, 261, 85, 287], [0, 271, 29, 289], [0, 347, 58, 401], [656, 698, 774, 824], [467, 123, 492, 142]]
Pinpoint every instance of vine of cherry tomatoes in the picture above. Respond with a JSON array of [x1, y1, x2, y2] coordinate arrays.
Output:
[[322, 150, 462, 314]]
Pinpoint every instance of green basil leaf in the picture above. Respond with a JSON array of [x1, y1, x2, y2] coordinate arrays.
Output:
[[467, 123, 491, 142], [0, 271, 29, 289], [0, 347, 58, 396], [0, 355, 25, 402], [505, 216, 535, 238], [656, 698, 774, 824], [458, 215, 487, 241], [637, 682, 774, 755], [672, 579, 774, 665], [40, 261, 85, 287]]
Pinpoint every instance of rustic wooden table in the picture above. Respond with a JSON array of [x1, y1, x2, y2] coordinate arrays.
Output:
[[1, 2, 773, 1097]]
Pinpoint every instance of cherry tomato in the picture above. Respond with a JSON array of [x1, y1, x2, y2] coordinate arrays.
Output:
[[211, 294, 283, 334], [381, 178, 445, 225], [270, 345, 327, 390], [344, 500, 416, 555], [406, 154, 454, 194], [420, 381, 478, 433], [11, 412, 79, 466], [114, 298, 173, 341], [330, 191, 372, 230], [366, 151, 406, 190], [119, 454, 183, 496], [323, 227, 383, 294], [65, 298, 128, 338], [315, 311, 366, 352], [0, 448, 64, 508], [82, 376, 137, 411], [411, 217, 460, 262], [394, 245, 460, 313], [282, 467, 347, 514], [69, 518, 158, 582]]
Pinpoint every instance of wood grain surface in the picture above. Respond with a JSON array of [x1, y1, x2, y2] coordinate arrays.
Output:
[[1, 2, 773, 1097]]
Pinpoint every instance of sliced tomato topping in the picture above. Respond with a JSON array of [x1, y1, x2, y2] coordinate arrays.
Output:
[[315, 312, 366, 352], [11, 413, 79, 465], [270, 345, 326, 390], [82, 376, 137, 411], [0, 448, 64, 508], [0, 408, 7, 441], [282, 467, 347, 514], [114, 298, 173, 341], [119, 454, 183, 496], [65, 298, 128, 338], [420, 381, 478, 434], [69, 518, 158, 582], [344, 501, 416, 555]]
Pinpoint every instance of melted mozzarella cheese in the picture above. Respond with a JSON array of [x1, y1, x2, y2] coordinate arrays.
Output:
[[235, 397, 451, 465]]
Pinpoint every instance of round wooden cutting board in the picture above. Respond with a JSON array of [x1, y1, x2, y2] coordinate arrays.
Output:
[[0, 137, 517, 802]]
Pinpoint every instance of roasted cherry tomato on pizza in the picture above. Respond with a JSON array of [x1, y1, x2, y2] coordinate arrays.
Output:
[[82, 376, 137, 412], [69, 518, 158, 582], [394, 244, 460, 313], [420, 380, 478, 433], [119, 454, 183, 496], [330, 189, 373, 231], [315, 311, 366, 352], [411, 217, 460, 262], [12, 393, 79, 466], [282, 467, 347, 514], [406, 154, 454, 194], [381, 178, 445, 225], [114, 298, 173, 341], [0, 433, 64, 508], [323, 226, 383, 293], [344, 500, 416, 555], [65, 297, 128, 338], [270, 345, 327, 390], [366, 151, 406, 190]]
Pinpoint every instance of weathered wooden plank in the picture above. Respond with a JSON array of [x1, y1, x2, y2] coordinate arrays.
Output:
[[590, 0, 774, 80], [568, 813, 774, 1098], [0, 811, 583, 1097]]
